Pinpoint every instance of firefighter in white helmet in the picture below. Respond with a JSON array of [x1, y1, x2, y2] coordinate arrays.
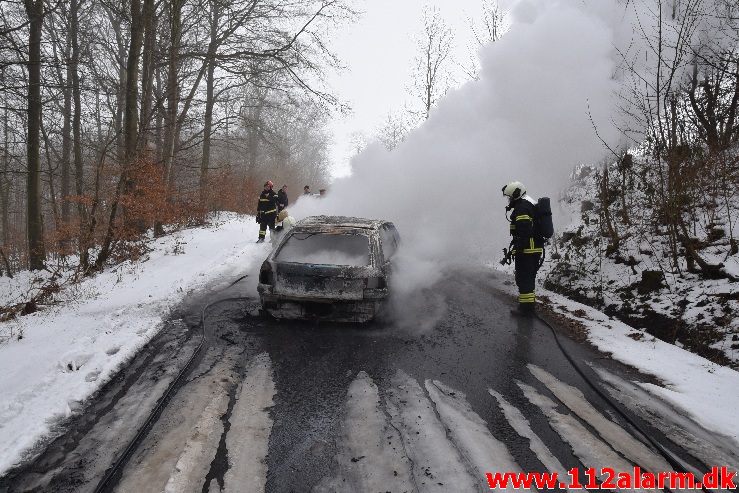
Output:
[[502, 181, 543, 317]]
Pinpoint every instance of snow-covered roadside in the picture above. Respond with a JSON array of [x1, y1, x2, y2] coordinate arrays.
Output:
[[0, 213, 268, 475], [542, 163, 739, 367], [495, 262, 739, 447], [0, 213, 737, 479]]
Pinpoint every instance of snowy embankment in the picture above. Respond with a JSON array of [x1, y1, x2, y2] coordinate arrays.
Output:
[[0, 213, 266, 475], [535, 162, 739, 368], [494, 265, 739, 449]]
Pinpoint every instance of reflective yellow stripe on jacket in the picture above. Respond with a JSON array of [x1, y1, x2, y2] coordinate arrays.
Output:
[[258, 197, 277, 214], [523, 237, 543, 254], [514, 214, 542, 254]]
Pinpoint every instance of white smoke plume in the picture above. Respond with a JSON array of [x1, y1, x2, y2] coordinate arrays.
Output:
[[288, 0, 643, 326]]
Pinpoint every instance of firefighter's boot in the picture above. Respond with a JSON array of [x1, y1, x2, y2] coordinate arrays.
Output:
[[510, 303, 535, 318]]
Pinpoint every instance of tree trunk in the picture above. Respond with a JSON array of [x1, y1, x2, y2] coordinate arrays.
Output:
[[95, 0, 144, 271], [40, 120, 59, 231], [200, 2, 221, 206], [25, 0, 46, 271], [1, 101, 11, 255], [105, 8, 126, 164], [139, 0, 156, 151], [246, 94, 265, 172], [71, 0, 85, 223], [61, 8, 73, 225], [618, 153, 632, 225], [599, 166, 620, 256], [123, 0, 143, 169], [200, 60, 215, 206], [155, 69, 164, 164], [162, 0, 183, 190], [678, 216, 722, 275]]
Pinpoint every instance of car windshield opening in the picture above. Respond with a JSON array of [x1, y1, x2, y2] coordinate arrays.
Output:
[[275, 232, 370, 266]]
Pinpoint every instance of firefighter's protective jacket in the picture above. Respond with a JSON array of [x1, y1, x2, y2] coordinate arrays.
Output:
[[277, 189, 288, 211], [257, 189, 278, 215], [509, 196, 544, 255]]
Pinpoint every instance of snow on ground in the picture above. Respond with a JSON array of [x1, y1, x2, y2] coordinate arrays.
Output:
[[0, 212, 737, 478], [537, 162, 739, 367], [495, 264, 739, 445], [0, 213, 267, 475]]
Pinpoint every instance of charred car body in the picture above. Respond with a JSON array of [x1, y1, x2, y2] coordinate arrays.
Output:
[[257, 216, 400, 322]]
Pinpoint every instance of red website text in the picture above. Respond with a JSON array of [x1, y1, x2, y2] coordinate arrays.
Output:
[[485, 466, 737, 490]]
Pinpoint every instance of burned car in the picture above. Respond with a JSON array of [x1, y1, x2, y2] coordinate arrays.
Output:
[[257, 216, 400, 322]]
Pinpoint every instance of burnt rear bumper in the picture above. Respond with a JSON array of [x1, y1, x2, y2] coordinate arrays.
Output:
[[258, 287, 384, 323]]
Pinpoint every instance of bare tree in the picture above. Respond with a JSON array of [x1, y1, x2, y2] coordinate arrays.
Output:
[[24, 0, 46, 270], [461, 0, 507, 80], [0, 69, 13, 274], [94, 0, 151, 271], [199, 0, 354, 179], [474, 0, 506, 46], [138, 0, 158, 152], [161, 0, 183, 191], [410, 6, 454, 121], [376, 107, 413, 150], [199, 0, 223, 199], [615, 0, 739, 276]]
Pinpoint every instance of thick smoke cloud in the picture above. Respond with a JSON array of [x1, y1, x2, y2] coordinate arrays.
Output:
[[289, 0, 626, 326]]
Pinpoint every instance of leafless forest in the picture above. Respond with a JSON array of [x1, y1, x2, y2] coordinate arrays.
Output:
[[0, 0, 355, 276]]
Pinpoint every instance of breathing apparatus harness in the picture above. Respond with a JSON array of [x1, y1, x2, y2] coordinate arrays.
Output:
[[500, 199, 546, 268]]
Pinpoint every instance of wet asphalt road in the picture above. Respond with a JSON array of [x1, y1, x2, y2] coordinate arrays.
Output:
[[0, 268, 731, 493], [201, 269, 696, 491]]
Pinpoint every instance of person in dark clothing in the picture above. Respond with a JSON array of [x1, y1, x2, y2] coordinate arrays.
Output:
[[256, 181, 278, 243], [502, 181, 543, 317], [278, 185, 289, 213]]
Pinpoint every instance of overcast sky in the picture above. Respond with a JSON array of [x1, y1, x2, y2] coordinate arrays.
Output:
[[327, 0, 488, 177]]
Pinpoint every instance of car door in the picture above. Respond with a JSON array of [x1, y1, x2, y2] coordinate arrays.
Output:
[[378, 223, 400, 276]]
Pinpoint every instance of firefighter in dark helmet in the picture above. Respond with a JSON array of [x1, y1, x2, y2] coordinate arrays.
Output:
[[502, 181, 543, 317], [256, 181, 278, 243]]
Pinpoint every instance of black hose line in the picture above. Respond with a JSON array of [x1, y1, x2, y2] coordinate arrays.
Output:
[[535, 311, 711, 493], [92, 284, 250, 493]]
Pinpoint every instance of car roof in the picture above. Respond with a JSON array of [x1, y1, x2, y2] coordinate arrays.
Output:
[[292, 215, 393, 232]]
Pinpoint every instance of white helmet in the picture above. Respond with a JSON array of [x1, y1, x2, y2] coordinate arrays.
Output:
[[502, 181, 526, 201]]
